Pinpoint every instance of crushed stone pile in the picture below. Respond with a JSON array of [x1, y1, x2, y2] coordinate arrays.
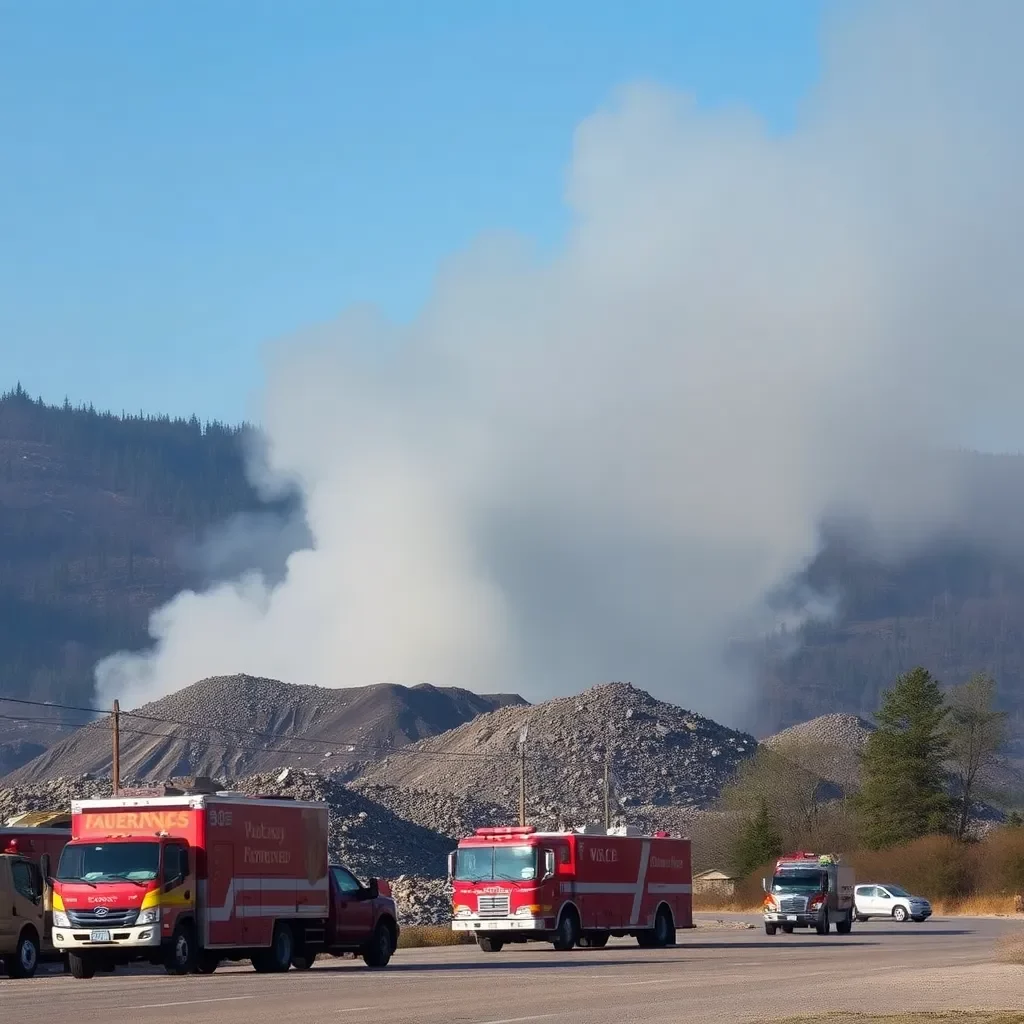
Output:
[[354, 682, 757, 832]]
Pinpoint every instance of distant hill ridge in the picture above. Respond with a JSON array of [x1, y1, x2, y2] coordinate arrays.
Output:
[[3, 673, 527, 785]]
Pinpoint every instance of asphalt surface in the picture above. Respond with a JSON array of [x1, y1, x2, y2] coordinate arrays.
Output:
[[3, 914, 1022, 1023]]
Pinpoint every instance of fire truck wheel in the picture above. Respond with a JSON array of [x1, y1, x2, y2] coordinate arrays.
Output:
[[552, 909, 580, 951], [194, 952, 221, 975], [68, 953, 97, 979], [164, 923, 197, 975], [362, 920, 395, 968], [653, 907, 675, 947], [477, 936, 504, 953], [9, 928, 40, 978]]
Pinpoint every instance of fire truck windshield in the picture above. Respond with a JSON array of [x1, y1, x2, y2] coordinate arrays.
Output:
[[57, 841, 160, 884], [772, 870, 824, 893], [455, 845, 537, 882]]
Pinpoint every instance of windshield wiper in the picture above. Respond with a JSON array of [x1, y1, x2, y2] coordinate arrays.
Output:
[[59, 877, 97, 888]]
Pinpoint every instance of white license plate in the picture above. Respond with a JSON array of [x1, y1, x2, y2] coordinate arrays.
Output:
[[90, 930, 111, 942], [786, 915, 797, 921]]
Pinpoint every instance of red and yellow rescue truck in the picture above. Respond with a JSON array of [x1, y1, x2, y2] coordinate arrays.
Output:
[[51, 789, 399, 978], [450, 825, 692, 952]]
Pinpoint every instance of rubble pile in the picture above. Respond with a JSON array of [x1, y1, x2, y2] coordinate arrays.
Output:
[[354, 682, 757, 832]]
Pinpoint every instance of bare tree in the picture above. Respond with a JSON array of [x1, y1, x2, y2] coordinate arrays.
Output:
[[947, 673, 1008, 840]]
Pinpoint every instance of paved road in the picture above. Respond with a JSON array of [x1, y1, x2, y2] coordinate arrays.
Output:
[[3, 915, 1022, 1023]]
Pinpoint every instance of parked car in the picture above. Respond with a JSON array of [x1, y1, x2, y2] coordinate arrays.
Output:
[[854, 884, 932, 922]]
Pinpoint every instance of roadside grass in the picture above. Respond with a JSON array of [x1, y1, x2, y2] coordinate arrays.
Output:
[[397, 925, 475, 949], [762, 1016, 1024, 1024]]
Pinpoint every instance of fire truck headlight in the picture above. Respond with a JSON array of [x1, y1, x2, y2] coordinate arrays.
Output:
[[516, 905, 540, 915], [137, 907, 161, 925], [53, 911, 70, 928], [453, 905, 471, 918]]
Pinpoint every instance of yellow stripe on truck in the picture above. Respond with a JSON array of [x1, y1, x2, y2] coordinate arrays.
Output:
[[52, 891, 65, 913]]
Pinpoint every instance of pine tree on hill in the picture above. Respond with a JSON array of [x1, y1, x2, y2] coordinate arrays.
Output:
[[731, 799, 784, 878], [857, 666, 951, 849]]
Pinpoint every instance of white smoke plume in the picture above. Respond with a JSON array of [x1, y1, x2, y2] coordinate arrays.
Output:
[[96, 0, 1024, 721]]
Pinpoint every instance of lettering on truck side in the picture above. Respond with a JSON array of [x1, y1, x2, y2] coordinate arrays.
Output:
[[589, 848, 619, 863], [244, 819, 290, 865], [80, 811, 190, 833], [649, 856, 686, 870]]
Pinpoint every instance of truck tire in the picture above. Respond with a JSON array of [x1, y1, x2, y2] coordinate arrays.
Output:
[[478, 936, 504, 953], [68, 953, 96, 979], [552, 909, 580, 951], [835, 914, 853, 935], [765, 923, 777, 935], [291, 951, 317, 970], [815, 910, 830, 936], [194, 951, 221, 975], [362, 920, 395, 968], [164, 922, 197, 975], [652, 906, 675, 947], [781, 924, 794, 934], [9, 928, 40, 979], [253, 923, 294, 973]]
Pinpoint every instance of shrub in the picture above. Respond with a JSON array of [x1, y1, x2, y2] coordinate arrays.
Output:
[[397, 925, 475, 949]]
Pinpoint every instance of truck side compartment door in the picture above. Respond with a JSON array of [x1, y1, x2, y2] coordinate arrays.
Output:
[[0, 860, 15, 951]]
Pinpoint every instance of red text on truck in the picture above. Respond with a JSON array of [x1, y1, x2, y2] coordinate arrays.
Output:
[[449, 825, 692, 952]]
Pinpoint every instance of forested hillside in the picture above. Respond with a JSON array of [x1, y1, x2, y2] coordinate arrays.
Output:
[[0, 385, 269, 725]]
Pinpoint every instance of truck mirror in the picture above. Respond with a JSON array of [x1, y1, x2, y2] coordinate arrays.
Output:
[[447, 851, 456, 880], [366, 878, 380, 900], [542, 850, 555, 881], [762, 878, 768, 892], [40, 853, 51, 882]]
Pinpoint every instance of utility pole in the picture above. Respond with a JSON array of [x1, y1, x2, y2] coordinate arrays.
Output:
[[112, 700, 121, 796], [604, 719, 613, 830], [518, 723, 529, 827]]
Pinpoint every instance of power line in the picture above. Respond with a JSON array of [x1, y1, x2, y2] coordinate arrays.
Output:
[[0, 706, 543, 763]]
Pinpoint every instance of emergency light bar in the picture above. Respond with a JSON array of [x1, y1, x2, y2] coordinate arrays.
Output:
[[473, 826, 537, 837]]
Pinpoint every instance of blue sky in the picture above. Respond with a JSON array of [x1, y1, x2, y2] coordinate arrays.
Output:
[[2, 0, 829, 424]]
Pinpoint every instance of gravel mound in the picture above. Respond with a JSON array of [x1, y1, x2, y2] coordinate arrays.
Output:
[[762, 713, 873, 790], [5, 675, 526, 785], [389, 876, 452, 926], [354, 682, 757, 831]]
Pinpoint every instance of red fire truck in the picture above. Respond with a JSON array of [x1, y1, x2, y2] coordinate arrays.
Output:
[[51, 789, 398, 979], [450, 825, 692, 952]]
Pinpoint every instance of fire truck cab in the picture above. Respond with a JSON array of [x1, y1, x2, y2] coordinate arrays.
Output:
[[449, 825, 692, 953], [762, 852, 855, 936]]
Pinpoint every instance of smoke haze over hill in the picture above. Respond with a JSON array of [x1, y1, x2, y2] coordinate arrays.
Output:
[[96, 0, 1024, 721]]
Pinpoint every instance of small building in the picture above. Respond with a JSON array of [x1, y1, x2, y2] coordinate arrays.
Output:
[[693, 868, 736, 898]]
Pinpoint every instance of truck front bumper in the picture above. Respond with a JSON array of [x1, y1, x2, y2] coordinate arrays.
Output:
[[452, 917, 547, 932], [764, 912, 823, 927], [54, 925, 162, 951]]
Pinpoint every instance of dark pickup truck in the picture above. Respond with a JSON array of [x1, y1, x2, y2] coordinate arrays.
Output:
[[290, 862, 400, 970]]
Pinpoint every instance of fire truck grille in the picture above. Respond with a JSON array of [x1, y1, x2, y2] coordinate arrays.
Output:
[[477, 894, 511, 918], [68, 908, 139, 928], [778, 897, 808, 914]]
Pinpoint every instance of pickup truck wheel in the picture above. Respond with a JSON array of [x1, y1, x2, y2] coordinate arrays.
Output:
[[781, 924, 794, 934], [9, 928, 40, 979], [765, 923, 777, 935], [291, 952, 316, 970], [362, 920, 395, 968], [164, 923, 197, 975], [68, 953, 96, 980], [477, 936, 504, 953]]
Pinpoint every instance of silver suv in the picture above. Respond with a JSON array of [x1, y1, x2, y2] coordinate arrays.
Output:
[[854, 883, 932, 923]]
